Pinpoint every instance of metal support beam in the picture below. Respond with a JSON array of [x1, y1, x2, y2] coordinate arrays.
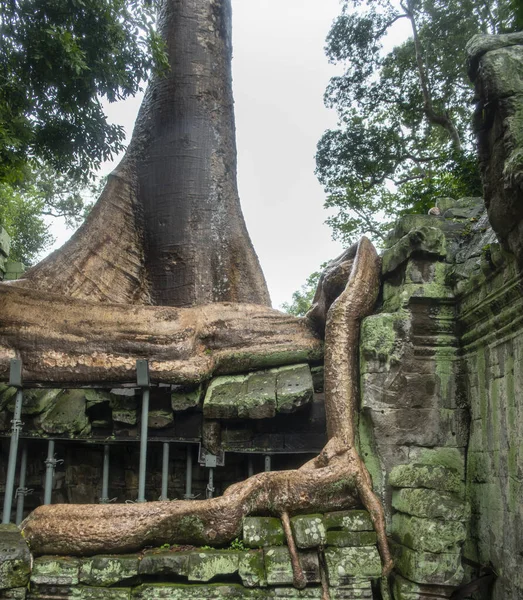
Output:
[[2, 359, 23, 524], [100, 444, 110, 503], [264, 455, 272, 472], [248, 456, 254, 478], [15, 443, 32, 525], [137, 360, 150, 503], [206, 467, 214, 499], [160, 442, 169, 501], [184, 445, 194, 499], [44, 440, 62, 505]]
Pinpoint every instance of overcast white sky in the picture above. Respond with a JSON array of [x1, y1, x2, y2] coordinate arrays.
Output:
[[47, 0, 400, 309]]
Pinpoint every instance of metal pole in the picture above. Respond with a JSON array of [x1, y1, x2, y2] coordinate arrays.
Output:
[[264, 455, 271, 472], [137, 359, 150, 503], [206, 467, 214, 499], [43, 440, 56, 505], [248, 456, 254, 478], [184, 445, 194, 499], [100, 444, 110, 503], [160, 442, 169, 501], [2, 359, 23, 524], [15, 443, 29, 525]]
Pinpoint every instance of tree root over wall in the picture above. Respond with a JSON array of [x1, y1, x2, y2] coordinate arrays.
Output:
[[20, 237, 393, 587]]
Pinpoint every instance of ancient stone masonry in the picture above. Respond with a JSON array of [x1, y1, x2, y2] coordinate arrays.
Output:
[[359, 194, 523, 599], [0, 511, 382, 599]]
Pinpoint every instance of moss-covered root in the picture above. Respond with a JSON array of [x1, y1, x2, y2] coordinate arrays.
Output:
[[281, 511, 307, 590]]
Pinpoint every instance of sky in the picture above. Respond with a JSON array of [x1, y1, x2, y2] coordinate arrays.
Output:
[[46, 0, 362, 308]]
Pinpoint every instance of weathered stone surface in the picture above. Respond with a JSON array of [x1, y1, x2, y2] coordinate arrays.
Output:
[[324, 547, 381, 586], [112, 409, 137, 425], [131, 583, 371, 599], [325, 531, 377, 547], [7, 389, 61, 416], [275, 364, 313, 413], [263, 547, 319, 586], [392, 543, 464, 586], [0, 525, 31, 590], [148, 409, 174, 429], [391, 513, 466, 554], [243, 517, 285, 548], [69, 588, 131, 600], [203, 373, 276, 420], [31, 556, 81, 586], [382, 227, 447, 276], [392, 574, 455, 600], [186, 551, 241, 582], [171, 386, 202, 412], [79, 555, 139, 586], [392, 489, 470, 521], [33, 389, 90, 435], [324, 510, 374, 532], [0, 588, 26, 599], [238, 551, 267, 587], [138, 551, 189, 577], [389, 464, 463, 495], [290, 515, 326, 549]]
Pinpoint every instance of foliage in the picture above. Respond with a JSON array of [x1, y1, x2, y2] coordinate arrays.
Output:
[[281, 271, 321, 316], [316, 0, 516, 245], [0, 0, 167, 185], [0, 164, 98, 264], [228, 538, 246, 551]]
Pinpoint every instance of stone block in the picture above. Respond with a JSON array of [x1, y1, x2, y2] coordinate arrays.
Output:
[[324, 547, 381, 585], [290, 515, 326, 548], [325, 531, 377, 547], [392, 574, 455, 600], [112, 409, 137, 425], [238, 550, 267, 587], [7, 389, 61, 416], [275, 364, 313, 413], [392, 543, 464, 586], [243, 370, 277, 418], [382, 227, 447, 276], [263, 547, 319, 586], [138, 551, 189, 577], [171, 385, 202, 411], [203, 373, 276, 420], [0, 525, 31, 590], [324, 510, 374, 532], [34, 389, 90, 435], [0, 588, 26, 599], [243, 517, 285, 548], [391, 513, 466, 554], [186, 551, 241, 582], [389, 464, 463, 494], [79, 555, 139, 586], [70, 588, 131, 600], [148, 409, 174, 429], [32, 556, 81, 586], [392, 489, 470, 521]]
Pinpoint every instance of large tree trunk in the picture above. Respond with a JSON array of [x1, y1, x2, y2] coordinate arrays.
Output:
[[16, 0, 270, 307], [21, 238, 393, 579]]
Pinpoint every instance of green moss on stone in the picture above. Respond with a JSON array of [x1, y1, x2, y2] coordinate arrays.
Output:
[[325, 531, 377, 547], [391, 513, 466, 554], [392, 542, 464, 586], [290, 515, 326, 548], [0, 525, 31, 590], [324, 546, 381, 585], [324, 510, 374, 532], [388, 464, 463, 494], [238, 551, 267, 587], [79, 555, 139, 586], [31, 556, 81, 586], [186, 551, 241, 582], [392, 489, 470, 521], [243, 517, 284, 548]]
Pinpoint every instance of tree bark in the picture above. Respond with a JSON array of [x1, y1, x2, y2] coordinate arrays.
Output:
[[21, 238, 393, 577], [0, 283, 321, 385], [15, 0, 270, 308]]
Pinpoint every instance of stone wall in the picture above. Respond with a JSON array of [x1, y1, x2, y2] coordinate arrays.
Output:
[[0, 511, 383, 599], [359, 197, 523, 599]]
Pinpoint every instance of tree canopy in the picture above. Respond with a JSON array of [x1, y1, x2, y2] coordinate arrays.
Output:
[[0, 0, 166, 185], [316, 0, 518, 246]]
